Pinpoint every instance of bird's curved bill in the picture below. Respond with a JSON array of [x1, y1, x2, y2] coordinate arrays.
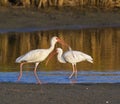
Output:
[[56, 38, 69, 48], [46, 50, 57, 66]]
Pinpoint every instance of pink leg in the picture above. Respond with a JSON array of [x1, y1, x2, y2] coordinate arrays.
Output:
[[34, 62, 41, 84], [74, 65, 77, 78], [69, 64, 75, 79], [17, 63, 24, 81]]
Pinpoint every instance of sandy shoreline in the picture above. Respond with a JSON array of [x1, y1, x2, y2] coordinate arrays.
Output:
[[0, 83, 120, 104], [0, 7, 120, 33]]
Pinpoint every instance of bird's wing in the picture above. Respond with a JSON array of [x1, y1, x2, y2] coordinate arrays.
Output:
[[64, 51, 83, 63], [16, 49, 48, 63], [73, 51, 93, 63], [64, 51, 93, 63]]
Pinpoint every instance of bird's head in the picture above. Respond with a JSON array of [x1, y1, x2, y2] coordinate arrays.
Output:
[[51, 36, 69, 48], [56, 48, 63, 53]]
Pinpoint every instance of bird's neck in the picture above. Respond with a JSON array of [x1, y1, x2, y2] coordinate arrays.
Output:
[[48, 40, 56, 54], [57, 51, 66, 63]]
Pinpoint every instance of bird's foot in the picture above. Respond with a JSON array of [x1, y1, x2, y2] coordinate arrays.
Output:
[[69, 75, 73, 79], [69, 75, 77, 79], [36, 80, 42, 85]]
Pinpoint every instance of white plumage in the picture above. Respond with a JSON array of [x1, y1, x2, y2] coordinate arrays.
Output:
[[47, 48, 93, 78], [15, 36, 68, 84], [63, 50, 93, 64], [16, 49, 51, 63]]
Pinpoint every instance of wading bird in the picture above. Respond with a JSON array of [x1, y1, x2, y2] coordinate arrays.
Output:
[[46, 48, 93, 79], [15, 36, 69, 84]]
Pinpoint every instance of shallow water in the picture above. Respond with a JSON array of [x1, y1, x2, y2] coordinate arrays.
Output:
[[0, 71, 120, 84], [0, 27, 120, 83]]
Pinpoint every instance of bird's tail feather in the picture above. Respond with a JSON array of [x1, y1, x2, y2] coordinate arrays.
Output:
[[15, 55, 24, 63], [87, 56, 93, 63], [87, 59, 93, 63]]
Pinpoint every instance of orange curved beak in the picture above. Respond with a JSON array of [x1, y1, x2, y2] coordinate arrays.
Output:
[[56, 37, 69, 48], [46, 49, 57, 66]]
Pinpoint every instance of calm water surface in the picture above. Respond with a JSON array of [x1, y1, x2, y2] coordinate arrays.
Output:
[[0, 27, 120, 83]]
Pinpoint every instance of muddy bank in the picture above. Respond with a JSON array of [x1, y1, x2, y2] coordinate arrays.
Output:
[[0, 83, 120, 104], [0, 7, 120, 33]]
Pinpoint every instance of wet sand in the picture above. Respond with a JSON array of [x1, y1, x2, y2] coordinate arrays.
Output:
[[0, 83, 120, 104]]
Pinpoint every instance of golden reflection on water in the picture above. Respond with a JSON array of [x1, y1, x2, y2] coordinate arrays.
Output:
[[0, 28, 120, 72]]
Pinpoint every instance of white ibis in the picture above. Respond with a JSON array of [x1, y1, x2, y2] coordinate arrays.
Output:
[[15, 36, 69, 84], [46, 48, 93, 79]]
